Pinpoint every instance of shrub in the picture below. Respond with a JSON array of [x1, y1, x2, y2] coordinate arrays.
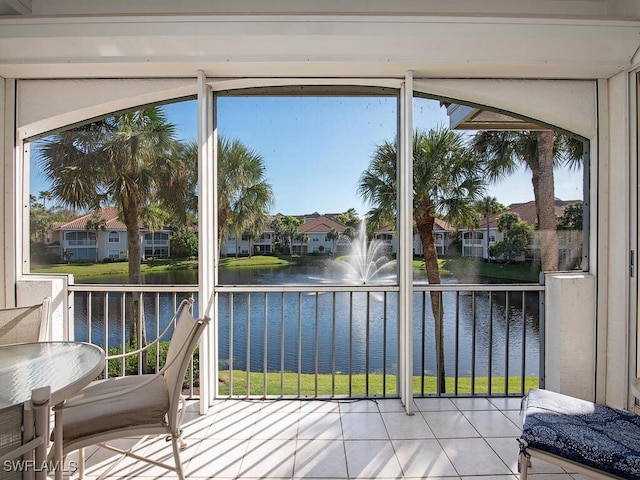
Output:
[[105, 342, 200, 388]]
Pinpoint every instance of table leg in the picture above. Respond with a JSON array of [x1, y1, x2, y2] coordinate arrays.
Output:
[[54, 406, 63, 480], [32, 390, 50, 480]]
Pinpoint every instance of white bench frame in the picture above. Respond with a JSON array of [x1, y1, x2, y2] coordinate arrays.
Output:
[[518, 442, 627, 480]]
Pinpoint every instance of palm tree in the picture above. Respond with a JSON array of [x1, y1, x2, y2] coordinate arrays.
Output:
[[471, 130, 584, 271], [271, 215, 303, 258], [217, 137, 274, 259], [474, 195, 507, 260], [140, 202, 170, 259], [334, 208, 360, 229], [359, 126, 486, 392], [85, 212, 107, 262], [39, 190, 53, 210], [245, 215, 268, 257], [39, 106, 180, 283], [327, 228, 340, 255], [39, 106, 183, 350]]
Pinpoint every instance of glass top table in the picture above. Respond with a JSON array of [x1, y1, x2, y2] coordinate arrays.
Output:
[[0, 341, 105, 409]]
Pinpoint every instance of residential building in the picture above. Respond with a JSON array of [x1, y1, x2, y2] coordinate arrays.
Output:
[[222, 213, 453, 258], [221, 214, 351, 256], [297, 214, 350, 254], [460, 200, 582, 267], [49, 207, 171, 262], [378, 218, 455, 257], [222, 229, 275, 256]]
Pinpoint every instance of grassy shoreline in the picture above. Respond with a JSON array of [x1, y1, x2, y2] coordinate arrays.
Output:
[[217, 369, 539, 396], [32, 255, 540, 283]]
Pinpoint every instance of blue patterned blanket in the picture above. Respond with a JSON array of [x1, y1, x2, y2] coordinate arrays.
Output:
[[520, 388, 640, 479]]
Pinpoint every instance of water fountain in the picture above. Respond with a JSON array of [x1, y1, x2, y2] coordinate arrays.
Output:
[[336, 227, 396, 285]]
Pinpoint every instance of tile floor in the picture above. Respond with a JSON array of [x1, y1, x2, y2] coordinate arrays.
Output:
[[73, 397, 591, 479]]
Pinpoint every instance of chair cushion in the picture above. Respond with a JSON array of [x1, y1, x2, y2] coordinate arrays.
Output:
[[521, 388, 640, 479], [63, 374, 169, 442]]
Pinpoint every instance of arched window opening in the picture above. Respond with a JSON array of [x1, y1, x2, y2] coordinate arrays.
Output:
[[27, 98, 197, 281]]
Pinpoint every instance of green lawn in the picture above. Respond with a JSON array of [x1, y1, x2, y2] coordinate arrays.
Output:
[[218, 370, 539, 397], [435, 257, 540, 283], [32, 258, 198, 278], [33, 255, 541, 283], [219, 255, 292, 269]]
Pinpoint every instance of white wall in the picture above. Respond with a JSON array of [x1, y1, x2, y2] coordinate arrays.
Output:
[[598, 72, 633, 408], [544, 273, 596, 401], [16, 275, 73, 341]]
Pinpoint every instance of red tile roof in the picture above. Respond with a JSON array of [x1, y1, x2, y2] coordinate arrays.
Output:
[[478, 199, 580, 229], [55, 207, 129, 230], [297, 215, 348, 234], [375, 217, 454, 234]]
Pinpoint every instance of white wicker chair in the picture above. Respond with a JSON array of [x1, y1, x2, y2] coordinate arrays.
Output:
[[0, 386, 51, 480], [0, 297, 51, 346], [53, 299, 209, 480]]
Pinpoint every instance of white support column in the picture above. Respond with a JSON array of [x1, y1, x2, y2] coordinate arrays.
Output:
[[198, 70, 215, 414], [544, 272, 596, 401], [398, 71, 414, 414], [2, 78, 16, 308]]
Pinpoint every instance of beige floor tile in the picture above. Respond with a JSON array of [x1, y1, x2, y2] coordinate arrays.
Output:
[[344, 440, 403, 479], [341, 412, 388, 440], [381, 411, 434, 439], [74, 398, 548, 479], [488, 397, 525, 411], [440, 438, 513, 476], [297, 411, 343, 440], [294, 439, 348, 478], [392, 439, 458, 477], [252, 410, 300, 439], [413, 397, 457, 411], [376, 398, 407, 413], [421, 410, 479, 438], [206, 408, 257, 439], [339, 398, 382, 413], [461, 476, 517, 480], [483, 437, 522, 474], [461, 410, 521, 438], [450, 397, 498, 411], [186, 438, 247, 478], [181, 411, 218, 439], [299, 399, 340, 413], [238, 438, 296, 478]]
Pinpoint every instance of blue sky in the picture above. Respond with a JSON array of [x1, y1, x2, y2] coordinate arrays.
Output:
[[33, 96, 583, 217]]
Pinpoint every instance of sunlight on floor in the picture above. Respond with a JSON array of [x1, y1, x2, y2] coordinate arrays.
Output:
[[67, 397, 590, 479]]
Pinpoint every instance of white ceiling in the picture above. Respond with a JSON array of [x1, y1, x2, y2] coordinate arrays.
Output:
[[1, 0, 639, 80], [0, 0, 30, 16], [2, 0, 636, 17]]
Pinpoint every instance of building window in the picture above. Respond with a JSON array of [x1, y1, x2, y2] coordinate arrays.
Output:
[[65, 231, 96, 246], [108, 231, 119, 243]]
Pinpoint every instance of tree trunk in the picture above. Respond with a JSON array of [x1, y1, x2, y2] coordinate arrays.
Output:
[[485, 216, 491, 260], [217, 207, 229, 260], [124, 200, 144, 352], [416, 212, 446, 394], [536, 131, 559, 272]]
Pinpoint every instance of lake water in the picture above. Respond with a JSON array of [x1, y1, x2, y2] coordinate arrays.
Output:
[[73, 263, 540, 378]]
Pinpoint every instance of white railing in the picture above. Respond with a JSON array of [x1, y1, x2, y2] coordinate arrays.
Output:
[[68, 284, 199, 396], [67, 282, 544, 399]]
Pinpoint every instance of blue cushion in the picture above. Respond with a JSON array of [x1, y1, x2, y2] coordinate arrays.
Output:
[[521, 388, 640, 479]]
